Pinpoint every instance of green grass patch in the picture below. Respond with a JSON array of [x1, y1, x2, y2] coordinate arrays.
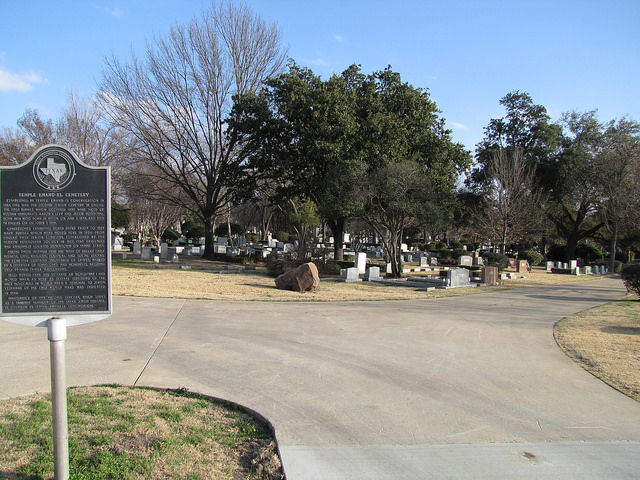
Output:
[[0, 386, 282, 479]]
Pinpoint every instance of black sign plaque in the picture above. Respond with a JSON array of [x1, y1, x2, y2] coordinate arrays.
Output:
[[0, 144, 111, 326]]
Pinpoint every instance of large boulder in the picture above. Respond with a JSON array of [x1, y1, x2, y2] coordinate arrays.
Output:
[[275, 262, 320, 292]]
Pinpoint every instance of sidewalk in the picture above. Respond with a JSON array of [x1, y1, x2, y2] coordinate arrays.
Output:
[[2, 278, 640, 478]]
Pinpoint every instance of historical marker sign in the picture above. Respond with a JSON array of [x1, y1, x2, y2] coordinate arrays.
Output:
[[0, 144, 111, 326]]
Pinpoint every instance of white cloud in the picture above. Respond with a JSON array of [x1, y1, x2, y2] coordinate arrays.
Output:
[[333, 34, 344, 42], [451, 122, 470, 131], [309, 58, 330, 68], [103, 6, 124, 17], [0, 68, 48, 93]]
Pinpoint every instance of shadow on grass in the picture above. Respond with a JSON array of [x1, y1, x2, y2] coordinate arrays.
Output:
[[601, 326, 640, 335]]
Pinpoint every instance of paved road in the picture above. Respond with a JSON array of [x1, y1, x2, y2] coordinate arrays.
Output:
[[2, 278, 640, 478]]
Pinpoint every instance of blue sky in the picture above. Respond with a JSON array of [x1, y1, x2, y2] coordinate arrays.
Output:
[[1, 0, 639, 154]]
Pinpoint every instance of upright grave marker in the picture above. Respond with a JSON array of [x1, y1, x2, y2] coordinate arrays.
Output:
[[0, 144, 111, 480]]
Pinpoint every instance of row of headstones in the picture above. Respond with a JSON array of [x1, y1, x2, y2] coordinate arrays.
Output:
[[546, 260, 609, 275], [340, 265, 500, 287], [354, 253, 485, 272]]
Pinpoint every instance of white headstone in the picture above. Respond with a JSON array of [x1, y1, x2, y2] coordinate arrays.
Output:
[[141, 246, 151, 260], [355, 252, 367, 273]]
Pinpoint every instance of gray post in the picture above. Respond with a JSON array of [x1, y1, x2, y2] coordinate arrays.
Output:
[[48, 317, 69, 480]]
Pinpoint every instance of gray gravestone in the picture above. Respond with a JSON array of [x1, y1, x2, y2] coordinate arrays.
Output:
[[340, 267, 362, 282], [458, 255, 472, 266], [363, 266, 382, 281], [446, 268, 470, 288]]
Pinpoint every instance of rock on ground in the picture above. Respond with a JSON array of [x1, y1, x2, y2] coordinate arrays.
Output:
[[274, 262, 320, 292]]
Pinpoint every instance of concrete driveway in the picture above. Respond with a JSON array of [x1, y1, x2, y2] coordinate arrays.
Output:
[[2, 278, 640, 478]]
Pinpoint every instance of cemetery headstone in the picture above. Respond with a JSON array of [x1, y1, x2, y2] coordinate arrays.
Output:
[[141, 246, 151, 260], [340, 267, 362, 282], [160, 242, 168, 258], [363, 266, 382, 281], [133, 241, 141, 255], [546, 261, 554, 271], [458, 255, 472, 266], [355, 252, 367, 273], [446, 268, 470, 288], [481, 266, 499, 285], [517, 260, 529, 273]]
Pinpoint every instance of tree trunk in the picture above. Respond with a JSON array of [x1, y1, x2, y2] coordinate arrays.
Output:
[[609, 225, 619, 272], [563, 225, 581, 262], [385, 231, 403, 278], [203, 213, 217, 259], [327, 218, 345, 261]]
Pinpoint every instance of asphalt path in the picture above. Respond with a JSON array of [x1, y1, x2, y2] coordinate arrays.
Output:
[[2, 277, 640, 479]]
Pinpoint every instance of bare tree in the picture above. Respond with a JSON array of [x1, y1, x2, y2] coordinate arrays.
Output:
[[597, 118, 640, 270], [478, 147, 541, 253], [98, 1, 287, 258], [124, 163, 188, 247], [360, 160, 429, 278], [58, 91, 135, 196], [0, 109, 57, 165]]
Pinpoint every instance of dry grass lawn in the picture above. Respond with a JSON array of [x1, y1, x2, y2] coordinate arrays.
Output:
[[555, 296, 640, 402], [111, 255, 600, 302]]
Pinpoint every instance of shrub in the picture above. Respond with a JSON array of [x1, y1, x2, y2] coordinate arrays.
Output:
[[449, 240, 464, 251], [439, 249, 454, 260], [547, 245, 566, 262], [620, 263, 640, 297], [576, 244, 603, 264], [519, 250, 543, 267], [482, 252, 510, 271]]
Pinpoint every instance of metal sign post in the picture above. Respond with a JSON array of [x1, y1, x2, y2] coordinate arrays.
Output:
[[0, 145, 112, 479], [48, 317, 69, 480]]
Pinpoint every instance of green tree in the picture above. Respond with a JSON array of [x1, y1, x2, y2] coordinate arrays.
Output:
[[466, 91, 562, 256], [111, 201, 130, 230], [472, 91, 561, 188], [544, 111, 605, 261], [230, 63, 366, 260], [231, 64, 469, 271]]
